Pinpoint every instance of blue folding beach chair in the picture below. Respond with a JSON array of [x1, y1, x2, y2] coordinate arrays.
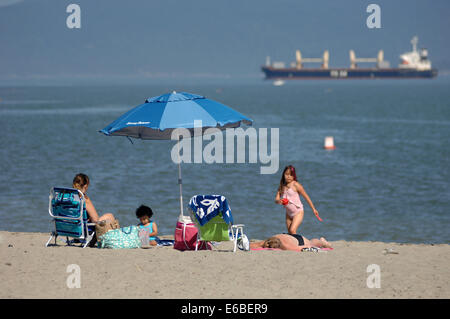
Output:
[[188, 195, 249, 252], [46, 187, 96, 248]]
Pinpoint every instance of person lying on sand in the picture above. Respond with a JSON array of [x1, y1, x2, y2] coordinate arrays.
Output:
[[250, 233, 332, 252]]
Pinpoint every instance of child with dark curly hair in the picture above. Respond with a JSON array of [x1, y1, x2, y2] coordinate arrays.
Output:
[[136, 205, 158, 246]]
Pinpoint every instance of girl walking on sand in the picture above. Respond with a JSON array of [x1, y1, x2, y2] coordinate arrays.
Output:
[[275, 165, 322, 234]]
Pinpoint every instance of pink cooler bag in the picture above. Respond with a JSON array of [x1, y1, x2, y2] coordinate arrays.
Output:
[[174, 214, 211, 251]]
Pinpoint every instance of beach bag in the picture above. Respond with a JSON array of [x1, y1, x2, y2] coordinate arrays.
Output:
[[174, 215, 211, 251], [95, 219, 120, 238], [98, 225, 141, 249]]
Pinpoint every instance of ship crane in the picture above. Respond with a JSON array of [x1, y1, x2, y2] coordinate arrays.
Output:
[[295, 50, 329, 69], [349, 50, 385, 69]]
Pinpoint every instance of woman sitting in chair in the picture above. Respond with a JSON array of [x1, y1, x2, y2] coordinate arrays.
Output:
[[72, 173, 116, 223]]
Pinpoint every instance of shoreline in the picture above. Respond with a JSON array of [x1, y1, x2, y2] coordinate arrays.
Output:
[[1, 231, 449, 299]]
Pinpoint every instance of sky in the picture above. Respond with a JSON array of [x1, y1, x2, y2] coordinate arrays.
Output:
[[0, 0, 449, 83]]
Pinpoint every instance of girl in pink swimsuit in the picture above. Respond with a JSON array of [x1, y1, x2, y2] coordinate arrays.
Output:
[[275, 165, 321, 234]]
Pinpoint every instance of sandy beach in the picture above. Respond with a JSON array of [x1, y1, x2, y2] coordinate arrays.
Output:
[[0, 231, 449, 299]]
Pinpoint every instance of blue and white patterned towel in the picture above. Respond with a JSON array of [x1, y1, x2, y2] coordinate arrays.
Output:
[[156, 239, 174, 246], [188, 195, 233, 226]]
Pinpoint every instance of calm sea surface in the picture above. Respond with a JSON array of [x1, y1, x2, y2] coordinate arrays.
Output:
[[1, 79, 449, 244]]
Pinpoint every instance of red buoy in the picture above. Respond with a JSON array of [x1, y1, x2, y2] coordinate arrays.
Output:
[[324, 136, 336, 150]]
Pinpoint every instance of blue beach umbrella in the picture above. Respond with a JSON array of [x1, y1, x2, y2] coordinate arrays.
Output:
[[99, 91, 253, 216]]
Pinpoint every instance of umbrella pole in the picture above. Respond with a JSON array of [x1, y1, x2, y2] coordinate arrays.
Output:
[[177, 137, 184, 217]]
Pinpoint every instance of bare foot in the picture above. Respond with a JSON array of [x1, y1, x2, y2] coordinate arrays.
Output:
[[320, 237, 332, 248]]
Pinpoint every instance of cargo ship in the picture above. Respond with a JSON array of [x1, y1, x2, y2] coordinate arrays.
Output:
[[261, 37, 437, 80]]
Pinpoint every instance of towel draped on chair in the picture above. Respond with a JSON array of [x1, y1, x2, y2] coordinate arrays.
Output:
[[188, 195, 233, 226]]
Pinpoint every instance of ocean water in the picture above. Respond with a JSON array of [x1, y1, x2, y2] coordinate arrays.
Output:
[[1, 79, 449, 244]]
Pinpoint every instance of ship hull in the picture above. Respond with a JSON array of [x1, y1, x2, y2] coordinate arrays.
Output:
[[261, 67, 438, 79]]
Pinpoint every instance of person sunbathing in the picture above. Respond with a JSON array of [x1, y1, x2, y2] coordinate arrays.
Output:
[[250, 233, 332, 252]]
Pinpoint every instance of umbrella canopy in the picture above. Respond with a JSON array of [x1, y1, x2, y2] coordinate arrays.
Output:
[[99, 91, 253, 140], [99, 91, 253, 216]]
